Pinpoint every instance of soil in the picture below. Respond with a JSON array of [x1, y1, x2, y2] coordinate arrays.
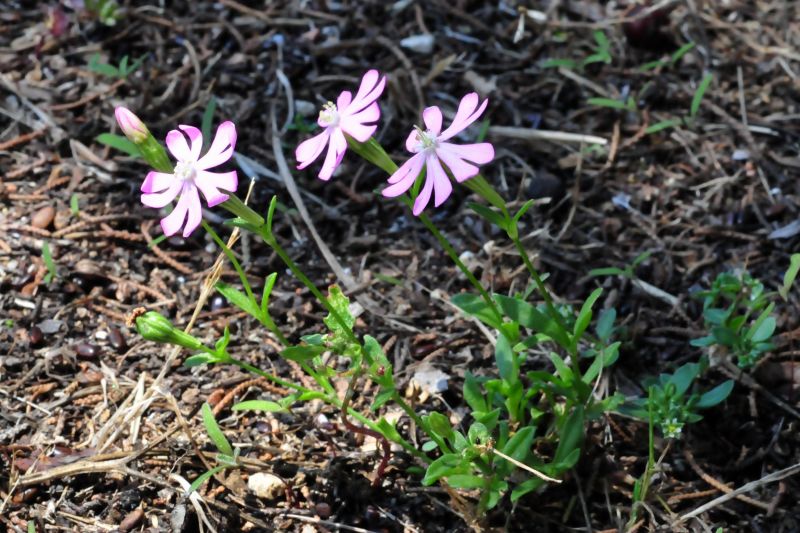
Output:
[[2, 1, 800, 532]]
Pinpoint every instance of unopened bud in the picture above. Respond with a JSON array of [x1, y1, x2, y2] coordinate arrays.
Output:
[[115, 106, 149, 144], [135, 311, 203, 351]]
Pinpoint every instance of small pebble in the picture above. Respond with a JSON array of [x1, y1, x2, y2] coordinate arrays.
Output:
[[31, 205, 56, 229], [118, 508, 145, 532], [211, 295, 225, 311], [315, 502, 332, 519], [75, 343, 99, 360], [54, 209, 71, 230], [248, 472, 284, 500], [29, 325, 43, 346], [108, 327, 127, 353]]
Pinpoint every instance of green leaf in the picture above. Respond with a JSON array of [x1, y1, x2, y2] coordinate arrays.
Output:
[[645, 119, 681, 135], [96, 133, 142, 157], [690, 72, 713, 117], [494, 294, 572, 350], [376, 417, 403, 444], [548, 352, 573, 383], [554, 406, 583, 466], [422, 453, 467, 485], [668, 362, 700, 397], [495, 333, 516, 384], [750, 316, 776, 343], [41, 242, 56, 284], [280, 344, 325, 362], [88, 53, 119, 77], [370, 388, 394, 411], [510, 477, 546, 502], [468, 202, 507, 231], [501, 426, 535, 463], [711, 326, 738, 346], [587, 97, 633, 111], [188, 464, 229, 494], [588, 267, 626, 277], [780, 254, 800, 300], [216, 281, 261, 319], [232, 400, 285, 412], [461, 175, 507, 212], [260, 272, 277, 316], [69, 193, 80, 215], [201, 97, 217, 149], [696, 380, 734, 409], [595, 307, 616, 341], [468, 422, 490, 445], [573, 287, 602, 341], [323, 285, 355, 337], [451, 293, 503, 330], [670, 42, 696, 64], [201, 403, 233, 457], [463, 372, 486, 412], [445, 474, 486, 490], [426, 412, 454, 440], [511, 199, 535, 227], [421, 440, 438, 452], [184, 353, 222, 367]]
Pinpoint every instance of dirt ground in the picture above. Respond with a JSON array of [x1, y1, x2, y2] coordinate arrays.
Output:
[[2, 1, 800, 531]]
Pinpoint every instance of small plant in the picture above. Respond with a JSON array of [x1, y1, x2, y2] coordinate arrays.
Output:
[[543, 30, 612, 70], [691, 270, 776, 368], [191, 403, 241, 493], [88, 53, 146, 79], [622, 362, 733, 439], [84, 0, 121, 26]]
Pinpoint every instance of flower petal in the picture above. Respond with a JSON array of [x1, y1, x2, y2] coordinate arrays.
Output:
[[318, 128, 348, 181], [412, 166, 435, 216], [439, 93, 489, 141], [382, 153, 425, 197], [405, 129, 423, 153], [195, 170, 238, 207], [197, 121, 237, 170], [347, 70, 386, 114], [422, 106, 443, 135], [181, 187, 203, 238], [336, 90, 352, 113], [426, 154, 453, 208], [436, 142, 495, 181], [178, 125, 203, 161], [159, 185, 202, 238], [340, 102, 379, 142], [296, 129, 331, 170], [142, 179, 182, 208], [141, 171, 176, 193], [434, 143, 493, 182], [166, 129, 192, 162]]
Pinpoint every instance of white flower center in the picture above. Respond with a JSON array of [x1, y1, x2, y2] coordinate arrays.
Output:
[[414, 126, 439, 152], [318, 101, 339, 127], [174, 161, 196, 182]]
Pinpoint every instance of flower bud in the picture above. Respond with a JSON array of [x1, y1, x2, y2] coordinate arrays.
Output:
[[115, 107, 149, 144], [134, 311, 203, 351]]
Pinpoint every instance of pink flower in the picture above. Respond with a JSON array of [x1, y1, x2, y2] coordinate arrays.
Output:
[[296, 70, 386, 181], [114, 106, 148, 143], [382, 93, 494, 216], [141, 122, 238, 238]]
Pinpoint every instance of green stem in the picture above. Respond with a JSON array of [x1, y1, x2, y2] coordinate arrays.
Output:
[[260, 229, 359, 346], [229, 356, 423, 457], [392, 392, 449, 454], [418, 211, 503, 325], [202, 221, 257, 305], [509, 234, 571, 349]]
